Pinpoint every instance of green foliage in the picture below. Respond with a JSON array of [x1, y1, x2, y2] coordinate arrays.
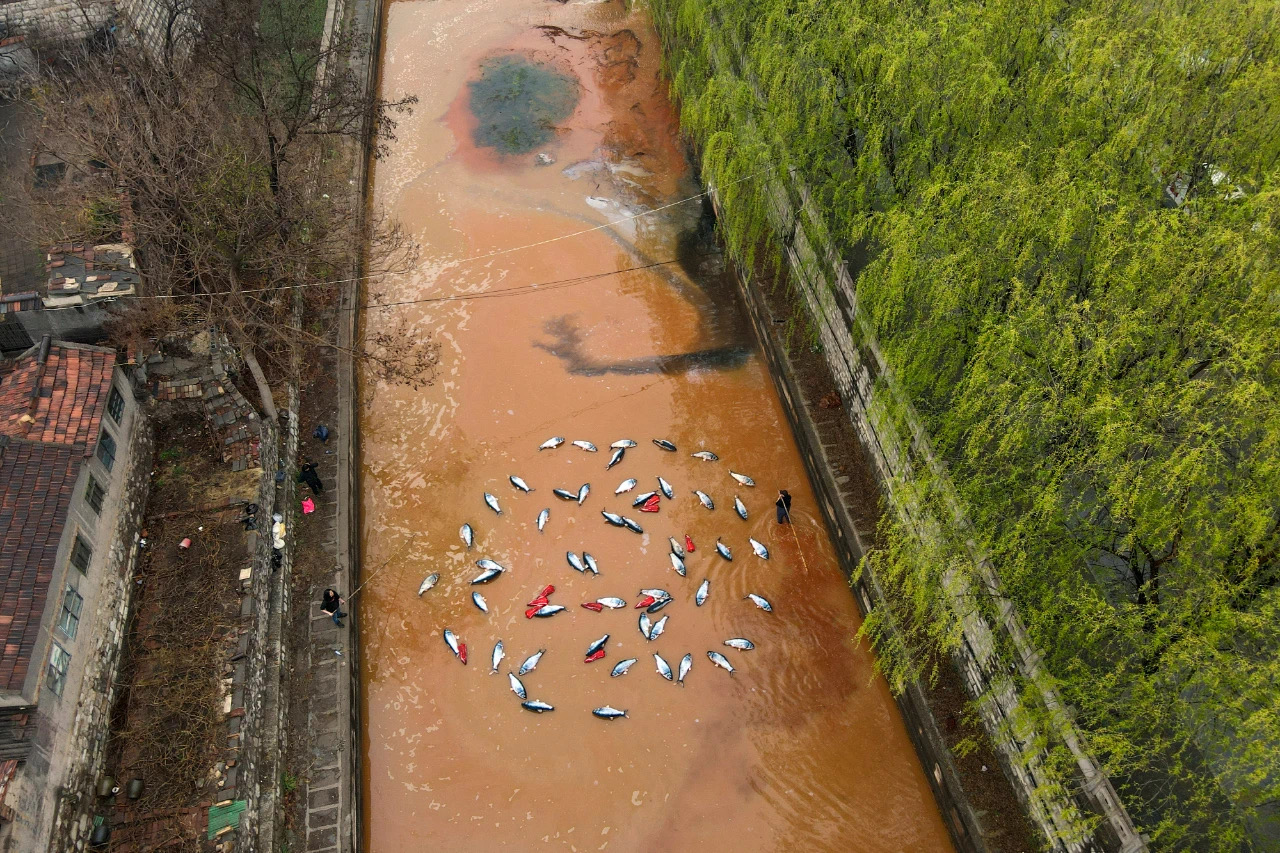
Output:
[[653, 0, 1280, 847]]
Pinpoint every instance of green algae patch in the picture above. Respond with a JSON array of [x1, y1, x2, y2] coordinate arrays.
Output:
[[468, 55, 579, 155]]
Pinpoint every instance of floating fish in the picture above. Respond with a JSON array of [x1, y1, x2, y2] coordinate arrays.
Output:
[[694, 490, 714, 510], [567, 552, 587, 573], [621, 516, 644, 534], [678, 653, 693, 685], [734, 496, 748, 520], [491, 640, 505, 672], [472, 592, 489, 613], [519, 649, 545, 675], [639, 588, 671, 601], [669, 537, 684, 558], [634, 595, 656, 610], [696, 579, 709, 606], [539, 436, 565, 451], [484, 492, 502, 515], [749, 538, 770, 559], [602, 510, 626, 527], [585, 648, 606, 663], [509, 475, 534, 492], [471, 568, 502, 584], [460, 523, 474, 549], [592, 706, 628, 719], [527, 585, 554, 607], [655, 653, 674, 680], [691, 450, 720, 462], [476, 558, 506, 573], [647, 597, 671, 615], [573, 440, 598, 452], [443, 629, 466, 664], [639, 613, 652, 639], [553, 488, 578, 501], [730, 471, 756, 487], [418, 573, 440, 596], [658, 476, 674, 499], [649, 615, 668, 640], [707, 651, 735, 673], [577, 483, 590, 505], [631, 490, 657, 507], [611, 658, 637, 677], [607, 447, 626, 469], [616, 478, 638, 495], [610, 439, 637, 449], [596, 597, 626, 609], [652, 439, 677, 452], [532, 605, 566, 618], [537, 508, 550, 532], [715, 539, 733, 561], [670, 552, 686, 577], [584, 553, 600, 575], [685, 535, 696, 552], [746, 593, 773, 612], [509, 672, 527, 699], [581, 602, 604, 612], [586, 634, 610, 657], [522, 700, 555, 713], [724, 638, 755, 650]]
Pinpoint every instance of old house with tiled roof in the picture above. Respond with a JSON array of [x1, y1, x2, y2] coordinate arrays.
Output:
[[0, 336, 151, 851]]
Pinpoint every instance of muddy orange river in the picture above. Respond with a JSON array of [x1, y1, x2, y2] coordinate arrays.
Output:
[[358, 0, 954, 849]]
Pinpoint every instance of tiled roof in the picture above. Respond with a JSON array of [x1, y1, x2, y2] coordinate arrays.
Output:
[[0, 338, 116, 448], [0, 436, 81, 693]]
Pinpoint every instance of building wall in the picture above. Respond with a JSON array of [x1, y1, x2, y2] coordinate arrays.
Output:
[[0, 367, 151, 852], [0, 0, 112, 42]]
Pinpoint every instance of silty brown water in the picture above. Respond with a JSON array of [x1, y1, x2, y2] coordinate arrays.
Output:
[[359, 0, 955, 849]]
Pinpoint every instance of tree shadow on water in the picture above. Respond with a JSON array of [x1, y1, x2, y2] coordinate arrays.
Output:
[[534, 315, 749, 376]]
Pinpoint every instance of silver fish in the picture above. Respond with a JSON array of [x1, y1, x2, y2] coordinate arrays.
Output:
[[472, 591, 489, 613], [646, 597, 672, 614], [607, 447, 626, 469], [678, 653, 693, 685], [652, 439, 677, 452], [471, 568, 502, 584], [537, 508, 550, 532], [476, 559, 506, 573], [696, 579, 709, 606], [484, 492, 502, 515], [715, 539, 733, 561], [654, 653, 674, 680], [670, 552, 686, 576], [639, 588, 671, 601], [567, 551, 587, 573], [749, 538, 770, 559], [596, 597, 626, 609], [572, 440, 598, 452], [724, 638, 755, 650], [522, 700, 554, 713], [586, 634, 610, 656], [491, 640, 505, 672], [658, 476, 674, 499], [553, 488, 578, 501], [734, 496, 748, 520], [669, 537, 684, 558], [694, 490, 714, 509], [611, 658, 637, 677], [610, 439, 637, 449], [584, 553, 600, 575], [730, 471, 756, 486], [532, 604, 566, 618], [746, 593, 773, 612], [509, 475, 534, 492], [508, 671, 527, 698], [577, 483, 590, 505], [592, 706, 628, 719], [649, 615, 668, 640], [418, 573, 440, 596], [691, 450, 719, 461], [602, 510, 626, 527], [615, 478, 638, 495], [443, 629, 463, 658], [460, 523, 474, 549], [707, 650, 736, 673], [631, 490, 657, 506], [518, 649, 545, 675], [539, 436, 565, 450], [639, 613, 652, 639], [621, 516, 644, 534]]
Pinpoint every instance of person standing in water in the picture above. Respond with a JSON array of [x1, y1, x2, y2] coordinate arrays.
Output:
[[775, 489, 793, 523]]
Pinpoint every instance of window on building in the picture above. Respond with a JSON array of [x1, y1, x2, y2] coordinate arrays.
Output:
[[70, 534, 93, 574], [47, 644, 71, 696], [85, 476, 105, 514], [106, 385, 125, 423], [96, 428, 116, 472], [58, 587, 83, 639]]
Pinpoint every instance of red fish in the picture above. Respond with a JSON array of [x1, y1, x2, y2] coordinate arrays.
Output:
[[539, 584, 555, 598], [457, 643, 467, 665], [640, 495, 661, 513], [527, 594, 550, 608], [685, 535, 696, 552], [634, 595, 656, 609], [525, 606, 542, 619], [581, 602, 605, 612], [584, 648, 606, 663]]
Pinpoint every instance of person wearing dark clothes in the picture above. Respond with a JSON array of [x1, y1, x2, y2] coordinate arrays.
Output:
[[775, 489, 793, 523], [298, 461, 324, 495], [314, 424, 330, 444], [321, 588, 347, 626]]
